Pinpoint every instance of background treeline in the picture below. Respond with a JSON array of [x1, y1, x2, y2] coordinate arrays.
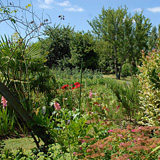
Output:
[[36, 6, 160, 79]]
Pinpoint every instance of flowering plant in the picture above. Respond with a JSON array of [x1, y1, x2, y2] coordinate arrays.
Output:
[[1, 96, 7, 109], [61, 82, 82, 90], [75, 125, 160, 159]]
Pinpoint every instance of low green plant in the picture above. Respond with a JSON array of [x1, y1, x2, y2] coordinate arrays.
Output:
[[0, 107, 15, 136], [121, 63, 132, 77], [49, 108, 92, 149], [105, 78, 140, 123]]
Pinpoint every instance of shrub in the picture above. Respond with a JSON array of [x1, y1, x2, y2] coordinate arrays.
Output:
[[137, 42, 160, 126], [121, 63, 132, 77], [75, 125, 160, 160]]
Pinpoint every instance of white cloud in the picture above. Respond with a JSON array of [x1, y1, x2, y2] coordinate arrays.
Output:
[[38, 0, 54, 9], [147, 6, 160, 13], [132, 8, 142, 12], [56, 1, 71, 7], [38, 0, 84, 12], [64, 6, 84, 12], [39, 4, 51, 8], [44, 0, 54, 5]]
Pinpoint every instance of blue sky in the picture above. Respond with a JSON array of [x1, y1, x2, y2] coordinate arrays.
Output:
[[1, 0, 160, 39]]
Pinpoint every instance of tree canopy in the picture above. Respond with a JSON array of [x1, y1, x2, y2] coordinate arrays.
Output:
[[88, 6, 151, 78]]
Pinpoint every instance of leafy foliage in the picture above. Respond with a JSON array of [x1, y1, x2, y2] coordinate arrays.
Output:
[[121, 63, 132, 77], [40, 24, 74, 69], [70, 31, 98, 69], [88, 7, 151, 78], [137, 41, 160, 126]]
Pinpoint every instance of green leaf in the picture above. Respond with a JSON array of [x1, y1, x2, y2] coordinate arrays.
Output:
[[10, 18, 16, 23], [150, 145, 160, 154]]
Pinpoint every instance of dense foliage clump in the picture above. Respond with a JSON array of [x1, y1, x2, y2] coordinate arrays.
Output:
[[137, 41, 160, 126]]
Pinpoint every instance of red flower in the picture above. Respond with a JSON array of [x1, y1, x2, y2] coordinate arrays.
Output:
[[71, 82, 83, 89], [75, 84, 81, 88], [74, 82, 80, 86], [61, 84, 69, 89]]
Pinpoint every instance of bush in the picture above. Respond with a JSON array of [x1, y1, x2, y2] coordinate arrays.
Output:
[[137, 42, 160, 126], [121, 63, 132, 77], [75, 125, 160, 160]]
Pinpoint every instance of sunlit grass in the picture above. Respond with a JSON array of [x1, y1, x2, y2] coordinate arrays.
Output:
[[3, 137, 44, 151], [103, 74, 131, 83]]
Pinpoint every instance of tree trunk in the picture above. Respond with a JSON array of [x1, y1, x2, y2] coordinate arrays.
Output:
[[0, 82, 54, 145], [114, 47, 120, 79]]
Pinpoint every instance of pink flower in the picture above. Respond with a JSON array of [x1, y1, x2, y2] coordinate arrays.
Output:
[[106, 107, 110, 112], [131, 129, 135, 132], [89, 90, 93, 98], [120, 143, 124, 146], [1, 96, 7, 107], [118, 134, 123, 137], [117, 106, 120, 109], [54, 102, 61, 111], [108, 130, 113, 133], [82, 140, 85, 143]]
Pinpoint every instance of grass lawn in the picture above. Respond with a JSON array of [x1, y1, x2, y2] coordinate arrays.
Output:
[[103, 74, 132, 85], [103, 74, 131, 82], [3, 137, 44, 151]]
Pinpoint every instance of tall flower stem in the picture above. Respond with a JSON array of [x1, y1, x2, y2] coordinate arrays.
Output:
[[79, 59, 83, 113]]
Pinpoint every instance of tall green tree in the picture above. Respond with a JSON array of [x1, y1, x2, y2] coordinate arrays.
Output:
[[158, 24, 160, 38], [88, 7, 133, 79], [94, 39, 113, 72], [88, 7, 151, 78], [69, 31, 98, 69], [148, 26, 157, 51], [130, 12, 151, 71], [40, 24, 74, 69]]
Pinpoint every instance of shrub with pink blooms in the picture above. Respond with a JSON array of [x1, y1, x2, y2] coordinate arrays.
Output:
[[75, 125, 160, 160]]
